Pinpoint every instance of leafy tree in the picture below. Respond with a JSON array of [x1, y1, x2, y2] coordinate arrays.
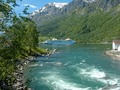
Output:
[[0, 0, 42, 89]]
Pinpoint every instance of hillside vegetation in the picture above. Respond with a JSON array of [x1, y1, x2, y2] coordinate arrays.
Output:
[[31, 0, 120, 43]]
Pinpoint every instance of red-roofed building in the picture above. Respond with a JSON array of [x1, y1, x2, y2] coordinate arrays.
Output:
[[112, 40, 120, 51]]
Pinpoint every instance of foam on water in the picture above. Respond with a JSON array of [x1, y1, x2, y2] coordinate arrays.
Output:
[[80, 68, 106, 79], [41, 74, 90, 90], [109, 87, 120, 90], [99, 84, 120, 90], [74, 63, 106, 80], [81, 59, 86, 63], [75, 64, 120, 86], [29, 63, 43, 67], [99, 78, 119, 85]]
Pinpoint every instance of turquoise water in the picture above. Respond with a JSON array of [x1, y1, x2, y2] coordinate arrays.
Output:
[[24, 44, 120, 90]]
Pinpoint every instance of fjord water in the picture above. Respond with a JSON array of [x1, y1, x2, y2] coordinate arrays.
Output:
[[24, 44, 120, 90]]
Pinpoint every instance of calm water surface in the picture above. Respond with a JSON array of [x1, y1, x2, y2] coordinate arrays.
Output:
[[24, 44, 120, 90]]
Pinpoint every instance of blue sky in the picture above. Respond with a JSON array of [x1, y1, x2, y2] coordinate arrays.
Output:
[[15, 0, 72, 14]]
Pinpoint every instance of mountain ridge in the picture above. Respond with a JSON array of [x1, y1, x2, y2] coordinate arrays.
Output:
[[30, 2, 68, 16], [31, 0, 120, 25], [31, 0, 120, 43]]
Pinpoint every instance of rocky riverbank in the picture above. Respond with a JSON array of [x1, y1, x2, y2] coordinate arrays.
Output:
[[12, 49, 56, 90], [12, 56, 35, 90], [105, 50, 120, 60]]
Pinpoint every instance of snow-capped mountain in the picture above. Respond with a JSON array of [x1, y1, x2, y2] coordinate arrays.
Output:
[[31, 10, 40, 16], [48, 2, 68, 9], [83, 0, 96, 3], [31, 2, 68, 16], [30, 0, 120, 26]]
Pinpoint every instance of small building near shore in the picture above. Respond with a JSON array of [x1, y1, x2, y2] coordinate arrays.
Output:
[[112, 40, 120, 51]]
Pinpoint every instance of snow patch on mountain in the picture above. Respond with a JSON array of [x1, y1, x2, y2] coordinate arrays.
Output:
[[31, 10, 40, 16], [30, 2, 68, 16], [48, 2, 68, 9], [40, 7, 47, 12], [83, 0, 96, 3]]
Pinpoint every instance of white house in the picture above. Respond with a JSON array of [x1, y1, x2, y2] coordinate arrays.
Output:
[[112, 40, 120, 51]]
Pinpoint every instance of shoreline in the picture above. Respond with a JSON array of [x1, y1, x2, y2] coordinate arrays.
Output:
[[12, 49, 56, 90], [12, 56, 36, 90], [105, 50, 120, 60]]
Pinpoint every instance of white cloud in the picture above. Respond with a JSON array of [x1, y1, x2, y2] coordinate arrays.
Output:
[[23, 4, 37, 8]]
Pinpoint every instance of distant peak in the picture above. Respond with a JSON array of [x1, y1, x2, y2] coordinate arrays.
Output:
[[30, 2, 68, 16], [48, 2, 68, 8], [83, 0, 97, 3], [30, 9, 40, 16]]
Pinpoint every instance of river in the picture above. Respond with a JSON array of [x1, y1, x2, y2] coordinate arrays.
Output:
[[24, 44, 120, 90]]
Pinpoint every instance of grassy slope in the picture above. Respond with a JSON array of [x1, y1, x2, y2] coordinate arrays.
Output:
[[38, 6, 120, 43]]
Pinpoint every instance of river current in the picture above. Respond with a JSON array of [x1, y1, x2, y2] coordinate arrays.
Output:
[[24, 44, 120, 90]]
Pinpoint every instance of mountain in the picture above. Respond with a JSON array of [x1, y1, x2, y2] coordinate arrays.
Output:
[[31, 0, 120, 43], [31, 0, 120, 23], [97, 0, 120, 10], [31, 2, 68, 16], [61, 0, 89, 13], [30, 2, 68, 25]]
